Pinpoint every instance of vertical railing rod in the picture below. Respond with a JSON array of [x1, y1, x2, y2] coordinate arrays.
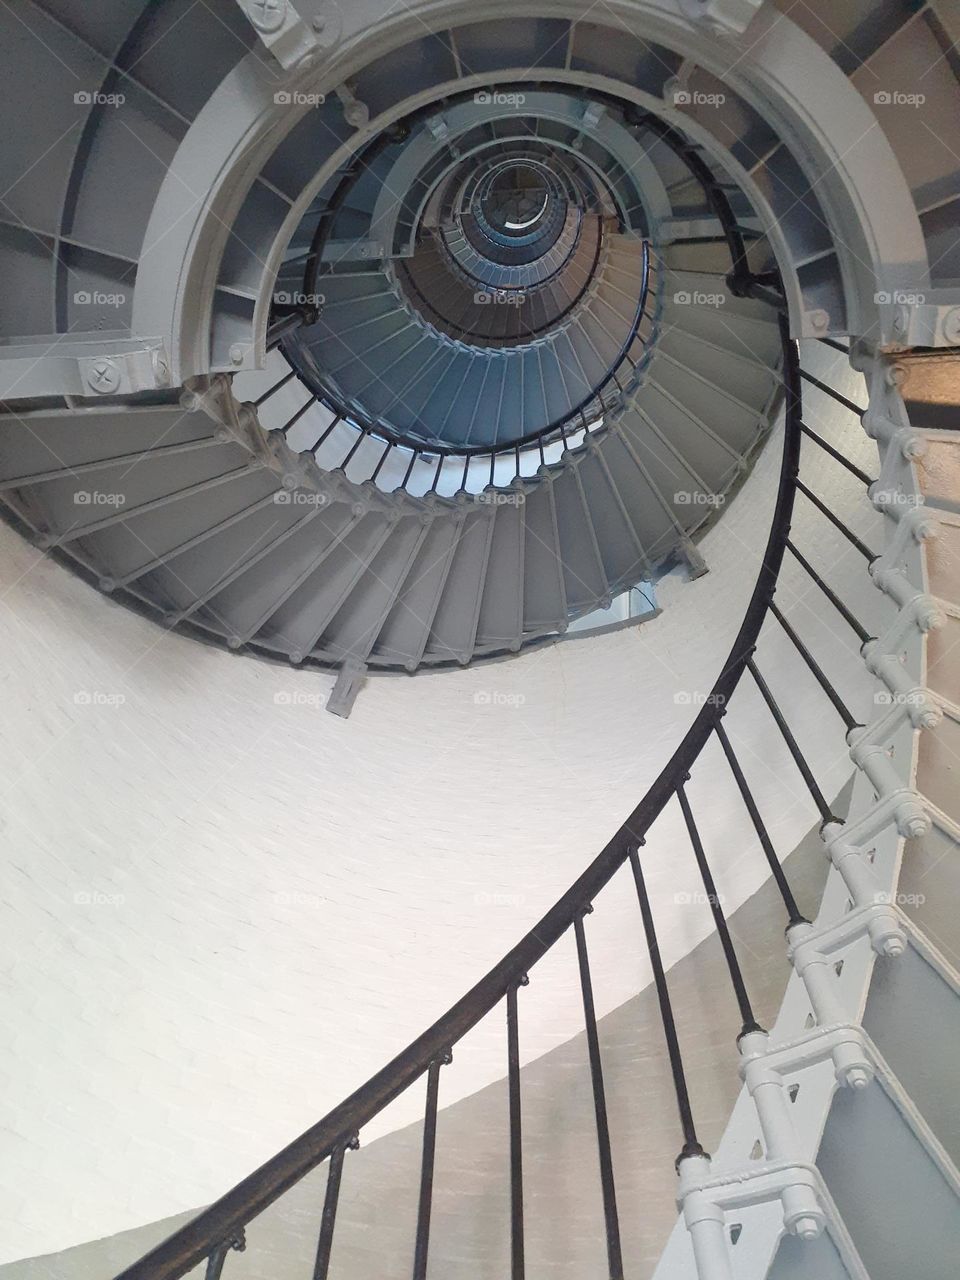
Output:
[[369, 440, 392, 485], [794, 479, 877, 562], [783, 539, 871, 645], [412, 1055, 447, 1280], [714, 723, 807, 927], [799, 422, 874, 486], [747, 658, 839, 825], [204, 1232, 245, 1280], [313, 1138, 357, 1280], [507, 982, 527, 1280], [675, 782, 763, 1038], [798, 369, 866, 417], [279, 398, 315, 437], [310, 415, 342, 455], [573, 910, 624, 1280], [768, 602, 861, 732], [253, 369, 297, 407], [629, 847, 706, 1163]]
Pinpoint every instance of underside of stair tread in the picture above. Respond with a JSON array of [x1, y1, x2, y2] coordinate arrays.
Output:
[[0, 272, 781, 671]]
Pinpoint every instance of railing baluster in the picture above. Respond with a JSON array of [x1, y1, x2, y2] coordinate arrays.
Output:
[[798, 368, 865, 417], [412, 1055, 448, 1280], [629, 847, 706, 1164], [507, 982, 527, 1280], [370, 440, 392, 484], [204, 1231, 245, 1280], [253, 369, 297, 407], [714, 723, 807, 927], [279, 398, 315, 437], [573, 910, 624, 1280], [799, 421, 874, 486], [784, 539, 871, 645], [340, 431, 366, 472], [311, 415, 343, 455], [769, 602, 860, 732], [748, 658, 839, 825], [676, 783, 764, 1038], [818, 337, 850, 354], [794, 478, 877, 562], [313, 1138, 357, 1280]]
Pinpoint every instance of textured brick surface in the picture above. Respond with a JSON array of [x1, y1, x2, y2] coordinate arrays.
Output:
[[0, 346, 887, 1261]]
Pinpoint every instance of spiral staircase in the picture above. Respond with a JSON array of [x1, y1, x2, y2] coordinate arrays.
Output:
[[0, 1, 958, 1278]]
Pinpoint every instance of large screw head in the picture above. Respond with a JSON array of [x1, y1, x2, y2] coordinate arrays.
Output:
[[247, 0, 286, 32], [942, 307, 960, 345], [87, 359, 121, 394]]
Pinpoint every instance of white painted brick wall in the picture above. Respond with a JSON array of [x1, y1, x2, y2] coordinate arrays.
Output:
[[0, 346, 888, 1261]]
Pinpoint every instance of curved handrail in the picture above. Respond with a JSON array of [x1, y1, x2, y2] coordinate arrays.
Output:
[[114, 314, 800, 1280]]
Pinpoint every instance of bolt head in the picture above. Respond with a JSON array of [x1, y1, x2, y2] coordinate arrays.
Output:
[[247, 0, 285, 32], [792, 1216, 821, 1240], [228, 344, 246, 367], [943, 307, 960, 345], [808, 309, 830, 333], [87, 358, 121, 394]]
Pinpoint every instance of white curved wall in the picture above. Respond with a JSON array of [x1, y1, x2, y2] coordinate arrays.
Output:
[[0, 345, 889, 1261]]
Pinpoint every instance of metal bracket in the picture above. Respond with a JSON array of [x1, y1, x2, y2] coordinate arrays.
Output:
[[877, 294, 960, 350], [239, 0, 323, 71], [678, 0, 764, 37], [326, 661, 366, 718], [0, 337, 171, 400]]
